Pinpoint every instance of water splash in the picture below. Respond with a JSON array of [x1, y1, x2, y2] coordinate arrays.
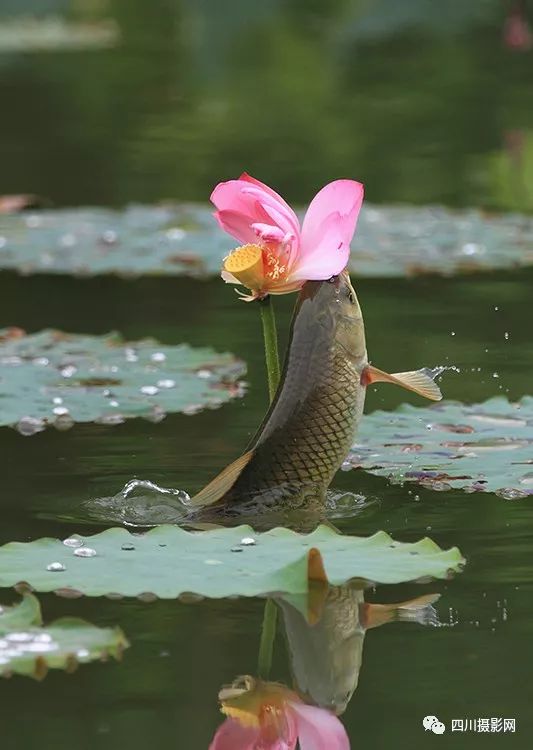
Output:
[[326, 490, 375, 519], [82, 479, 192, 526], [424, 364, 461, 381]]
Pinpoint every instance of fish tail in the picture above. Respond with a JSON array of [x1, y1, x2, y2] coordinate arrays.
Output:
[[361, 365, 442, 401], [362, 593, 440, 629]]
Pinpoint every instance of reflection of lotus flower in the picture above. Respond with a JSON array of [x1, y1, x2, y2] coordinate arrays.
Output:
[[211, 174, 364, 301], [210, 675, 349, 749]]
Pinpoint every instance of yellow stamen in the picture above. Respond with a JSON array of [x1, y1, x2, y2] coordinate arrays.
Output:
[[221, 704, 261, 729], [223, 244, 264, 291], [219, 677, 295, 730], [263, 251, 285, 280]]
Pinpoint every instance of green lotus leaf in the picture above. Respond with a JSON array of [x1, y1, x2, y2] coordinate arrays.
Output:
[[0, 525, 464, 599], [0, 594, 128, 679], [347, 396, 533, 497], [0, 328, 245, 434], [0, 203, 531, 278]]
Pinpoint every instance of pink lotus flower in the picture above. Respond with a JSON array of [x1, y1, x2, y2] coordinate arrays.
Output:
[[211, 174, 364, 300], [210, 676, 349, 750]]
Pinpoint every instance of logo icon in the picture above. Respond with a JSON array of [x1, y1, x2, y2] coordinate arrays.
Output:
[[423, 716, 446, 734]]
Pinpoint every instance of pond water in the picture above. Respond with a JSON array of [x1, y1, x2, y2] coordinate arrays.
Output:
[[0, 1, 533, 748], [1, 270, 532, 747]]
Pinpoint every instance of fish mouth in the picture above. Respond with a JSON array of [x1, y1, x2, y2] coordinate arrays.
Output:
[[299, 273, 347, 302], [298, 279, 325, 302], [342, 269, 357, 294]]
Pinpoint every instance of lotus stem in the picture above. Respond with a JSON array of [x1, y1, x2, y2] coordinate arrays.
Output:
[[257, 295, 280, 678], [259, 296, 281, 401], [257, 598, 278, 679]]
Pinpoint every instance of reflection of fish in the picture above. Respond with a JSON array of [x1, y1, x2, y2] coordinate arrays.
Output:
[[192, 272, 440, 514], [278, 584, 439, 715]]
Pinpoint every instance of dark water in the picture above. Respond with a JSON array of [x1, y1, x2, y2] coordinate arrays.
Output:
[[1, 1, 533, 748]]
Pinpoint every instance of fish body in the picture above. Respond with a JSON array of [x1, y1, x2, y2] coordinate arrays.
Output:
[[192, 271, 440, 516], [231, 274, 367, 509], [278, 584, 439, 714], [278, 585, 367, 714], [194, 273, 368, 513]]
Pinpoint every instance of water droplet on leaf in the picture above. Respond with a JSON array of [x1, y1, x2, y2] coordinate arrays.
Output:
[[101, 230, 117, 245], [140, 385, 159, 396], [63, 535, 84, 548], [157, 379, 175, 388], [60, 232, 77, 247], [6, 632, 33, 643], [54, 413, 74, 431], [16, 416, 45, 436], [166, 228, 185, 241], [47, 562, 66, 572], [240, 537, 256, 546], [74, 547, 97, 558]]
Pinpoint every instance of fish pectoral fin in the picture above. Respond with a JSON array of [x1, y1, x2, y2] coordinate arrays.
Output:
[[361, 365, 442, 401], [362, 593, 440, 629], [190, 449, 255, 507]]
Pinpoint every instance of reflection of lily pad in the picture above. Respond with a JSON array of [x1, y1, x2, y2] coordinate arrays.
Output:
[[0, 594, 128, 680], [0, 525, 464, 599], [0, 203, 532, 278], [346, 396, 533, 496], [0, 328, 245, 434]]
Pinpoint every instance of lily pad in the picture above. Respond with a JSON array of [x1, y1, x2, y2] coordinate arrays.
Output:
[[0, 525, 464, 599], [0, 203, 532, 278], [0, 328, 245, 434], [0, 594, 128, 679], [346, 396, 533, 496]]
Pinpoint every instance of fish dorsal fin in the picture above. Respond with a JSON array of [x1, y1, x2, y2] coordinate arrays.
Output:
[[190, 449, 255, 507], [361, 365, 442, 401]]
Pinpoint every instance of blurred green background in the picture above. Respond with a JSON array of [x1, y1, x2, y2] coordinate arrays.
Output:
[[0, 0, 532, 211]]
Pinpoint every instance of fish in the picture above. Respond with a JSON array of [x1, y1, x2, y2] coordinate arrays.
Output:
[[278, 583, 440, 714], [190, 271, 441, 516]]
